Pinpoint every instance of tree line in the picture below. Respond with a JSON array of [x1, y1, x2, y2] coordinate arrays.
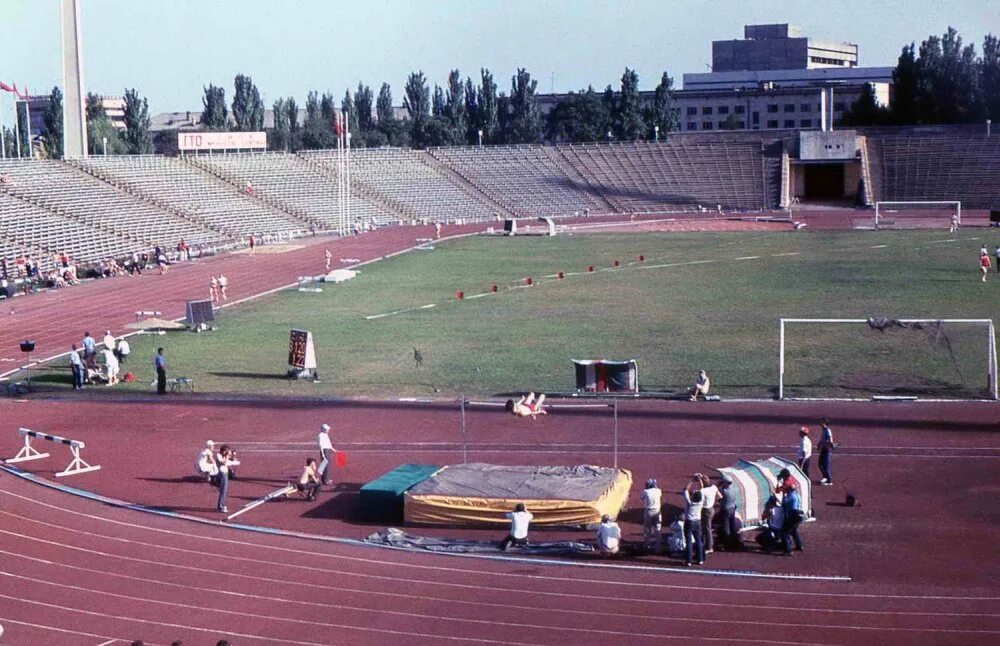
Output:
[[842, 28, 1000, 126]]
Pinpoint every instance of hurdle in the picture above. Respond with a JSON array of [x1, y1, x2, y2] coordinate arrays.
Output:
[[7, 427, 102, 477], [226, 484, 296, 521]]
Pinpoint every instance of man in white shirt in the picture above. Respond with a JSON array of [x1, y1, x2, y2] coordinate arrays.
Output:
[[196, 440, 219, 483], [68, 344, 84, 390], [116, 337, 131, 364], [102, 330, 116, 354], [798, 426, 813, 478], [500, 502, 533, 551], [317, 423, 336, 485], [640, 478, 663, 553], [101, 347, 120, 385], [699, 474, 720, 554], [689, 370, 711, 401], [596, 514, 622, 555]]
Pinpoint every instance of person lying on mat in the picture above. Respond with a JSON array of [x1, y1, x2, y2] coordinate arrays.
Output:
[[295, 457, 321, 501], [689, 370, 711, 401], [499, 502, 533, 550], [506, 392, 547, 418]]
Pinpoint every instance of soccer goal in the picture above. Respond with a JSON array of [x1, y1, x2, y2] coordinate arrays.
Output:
[[873, 201, 961, 230], [778, 318, 998, 400]]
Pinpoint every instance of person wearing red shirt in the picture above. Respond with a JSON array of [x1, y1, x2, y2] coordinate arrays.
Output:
[[981, 253, 991, 282]]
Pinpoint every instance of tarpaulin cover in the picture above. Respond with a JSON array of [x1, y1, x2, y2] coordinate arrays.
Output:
[[717, 456, 812, 529], [359, 464, 442, 522], [365, 528, 596, 555], [404, 463, 633, 527]]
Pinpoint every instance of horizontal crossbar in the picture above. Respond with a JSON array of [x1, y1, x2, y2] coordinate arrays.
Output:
[[18, 427, 85, 449]]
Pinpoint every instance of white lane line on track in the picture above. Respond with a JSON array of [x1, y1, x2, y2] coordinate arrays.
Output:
[[0, 570, 691, 643], [5, 487, 997, 602], [95, 640, 119, 646], [1, 546, 987, 621], [1, 562, 993, 637], [736, 255, 761, 260], [0, 618, 117, 644], [771, 252, 801, 257], [365, 303, 437, 320]]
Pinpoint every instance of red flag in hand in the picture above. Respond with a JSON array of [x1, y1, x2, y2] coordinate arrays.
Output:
[[335, 451, 347, 468]]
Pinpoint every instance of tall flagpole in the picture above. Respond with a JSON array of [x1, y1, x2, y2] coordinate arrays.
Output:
[[23, 98, 32, 158], [345, 110, 351, 234], [0, 92, 6, 159], [13, 99, 21, 158]]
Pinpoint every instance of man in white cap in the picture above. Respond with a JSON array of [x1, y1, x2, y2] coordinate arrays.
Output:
[[797, 426, 813, 478], [196, 440, 219, 484], [317, 423, 337, 485]]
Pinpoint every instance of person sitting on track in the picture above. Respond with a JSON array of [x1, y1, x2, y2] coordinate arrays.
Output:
[[196, 440, 220, 485], [295, 457, 321, 501], [506, 392, 547, 418], [688, 370, 711, 401], [596, 514, 622, 556], [499, 502, 533, 551]]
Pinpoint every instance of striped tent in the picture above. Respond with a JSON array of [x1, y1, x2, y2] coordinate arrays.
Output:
[[717, 456, 813, 529]]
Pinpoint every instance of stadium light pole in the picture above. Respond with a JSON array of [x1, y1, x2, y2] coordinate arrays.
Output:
[[102, 136, 107, 156], [654, 125, 659, 142], [477, 129, 483, 147]]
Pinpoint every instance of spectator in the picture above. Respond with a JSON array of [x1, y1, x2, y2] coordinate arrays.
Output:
[[818, 418, 836, 486], [196, 440, 220, 484], [596, 514, 622, 556], [116, 337, 131, 364], [316, 423, 336, 485], [216, 447, 231, 514], [102, 347, 120, 385], [699, 474, 719, 554], [499, 502, 533, 551], [154, 347, 167, 394], [797, 426, 813, 478], [717, 476, 742, 551], [325, 248, 332, 271], [682, 481, 705, 566], [688, 370, 711, 401], [248, 233, 256, 258], [69, 344, 84, 390], [780, 484, 805, 555], [640, 478, 662, 553], [296, 457, 321, 501], [103, 330, 116, 354]]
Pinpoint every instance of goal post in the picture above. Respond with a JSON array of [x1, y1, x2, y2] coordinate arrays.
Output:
[[778, 318, 998, 400], [873, 201, 961, 229]]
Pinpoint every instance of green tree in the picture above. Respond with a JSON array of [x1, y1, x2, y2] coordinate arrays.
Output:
[[445, 69, 467, 143], [121, 88, 152, 154], [478, 68, 499, 143], [432, 85, 446, 117], [508, 68, 541, 143], [320, 92, 337, 123], [286, 96, 301, 151], [545, 86, 609, 142], [463, 77, 479, 144], [231, 74, 264, 131], [1, 126, 15, 158], [15, 100, 30, 157], [841, 83, 893, 126], [983, 34, 1000, 121], [616, 68, 645, 140], [354, 83, 375, 132], [42, 86, 64, 158], [496, 92, 511, 144], [647, 71, 680, 136], [200, 84, 228, 130], [376, 83, 394, 124], [342, 89, 361, 145], [85, 93, 124, 155], [270, 97, 289, 151], [719, 113, 742, 130], [302, 91, 335, 149], [891, 43, 919, 124], [404, 72, 431, 146]]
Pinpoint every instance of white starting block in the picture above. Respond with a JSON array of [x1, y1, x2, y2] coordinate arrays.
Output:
[[7, 427, 101, 477], [226, 484, 296, 521]]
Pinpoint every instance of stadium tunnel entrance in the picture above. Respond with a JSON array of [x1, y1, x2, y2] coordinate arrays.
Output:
[[790, 130, 863, 204]]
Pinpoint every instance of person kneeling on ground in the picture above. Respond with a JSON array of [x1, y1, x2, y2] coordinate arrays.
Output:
[[499, 502, 533, 550], [506, 392, 547, 418], [596, 514, 622, 556], [295, 457, 321, 501], [196, 440, 220, 485], [689, 370, 711, 401], [758, 495, 784, 553]]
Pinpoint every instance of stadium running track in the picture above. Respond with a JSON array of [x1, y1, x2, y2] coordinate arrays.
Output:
[[0, 213, 998, 644]]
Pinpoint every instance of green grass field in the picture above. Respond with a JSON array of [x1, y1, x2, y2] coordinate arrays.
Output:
[[32, 230, 1000, 398]]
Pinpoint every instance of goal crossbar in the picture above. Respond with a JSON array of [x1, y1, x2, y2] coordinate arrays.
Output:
[[874, 201, 961, 228], [778, 318, 997, 400]]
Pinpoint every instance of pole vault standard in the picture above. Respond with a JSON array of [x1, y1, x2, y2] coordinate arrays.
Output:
[[460, 395, 468, 464], [612, 399, 619, 468]]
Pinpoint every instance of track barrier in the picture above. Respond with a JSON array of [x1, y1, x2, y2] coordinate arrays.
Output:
[[490, 284, 498, 293], [456, 291, 464, 300], [638, 255, 645, 262], [613, 260, 620, 267], [525, 277, 533, 286], [557, 271, 564, 279], [7, 427, 101, 477], [587, 265, 594, 272]]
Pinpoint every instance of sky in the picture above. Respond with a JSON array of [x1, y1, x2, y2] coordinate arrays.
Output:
[[0, 0, 998, 122]]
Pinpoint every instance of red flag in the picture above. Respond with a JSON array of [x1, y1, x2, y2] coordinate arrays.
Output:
[[0, 82, 13, 93], [334, 113, 342, 137], [335, 451, 347, 468]]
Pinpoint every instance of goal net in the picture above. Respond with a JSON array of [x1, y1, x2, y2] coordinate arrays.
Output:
[[779, 318, 998, 400], [873, 201, 961, 230]]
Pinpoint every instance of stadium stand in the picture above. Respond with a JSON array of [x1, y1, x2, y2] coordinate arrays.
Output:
[[186, 152, 391, 228], [302, 148, 503, 223], [0, 191, 136, 264], [868, 134, 1000, 208], [0, 159, 228, 248], [428, 145, 608, 217], [74, 155, 310, 237], [558, 140, 779, 212]]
